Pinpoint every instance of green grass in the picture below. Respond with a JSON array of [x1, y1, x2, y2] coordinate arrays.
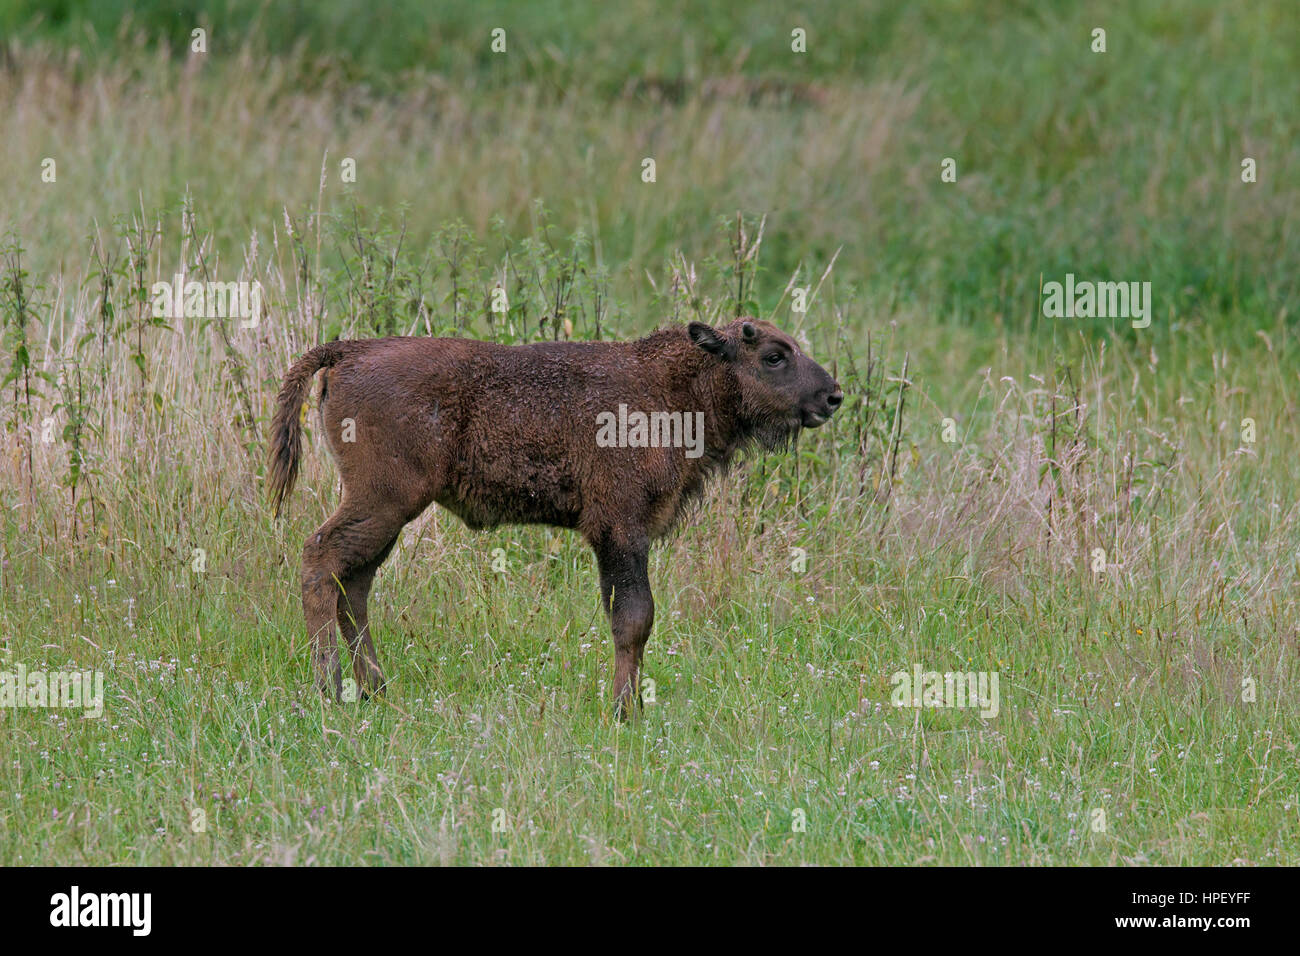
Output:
[[2, 464, 1295, 865], [2, 1, 1295, 320], [0, 0, 1297, 864]]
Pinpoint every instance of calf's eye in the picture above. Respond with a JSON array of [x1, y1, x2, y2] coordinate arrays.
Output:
[[763, 352, 786, 368]]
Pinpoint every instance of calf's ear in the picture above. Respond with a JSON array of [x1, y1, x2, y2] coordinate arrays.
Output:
[[688, 321, 733, 359]]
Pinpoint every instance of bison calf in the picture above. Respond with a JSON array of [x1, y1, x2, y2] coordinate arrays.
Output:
[[268, 318, 842, 717]]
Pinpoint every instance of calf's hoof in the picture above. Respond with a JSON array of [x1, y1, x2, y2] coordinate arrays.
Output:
[[612, 692, 644, 722]]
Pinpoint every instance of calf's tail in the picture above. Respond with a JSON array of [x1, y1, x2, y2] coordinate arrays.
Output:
[[267, 341, 349, 517]]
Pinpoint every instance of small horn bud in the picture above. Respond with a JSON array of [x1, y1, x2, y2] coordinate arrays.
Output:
[[741, 322, 757, 342]]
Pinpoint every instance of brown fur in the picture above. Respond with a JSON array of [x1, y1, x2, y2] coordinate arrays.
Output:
[[268, 318, 842, 716]]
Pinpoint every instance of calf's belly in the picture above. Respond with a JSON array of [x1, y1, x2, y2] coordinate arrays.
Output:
[[439, 454, 583, 530]]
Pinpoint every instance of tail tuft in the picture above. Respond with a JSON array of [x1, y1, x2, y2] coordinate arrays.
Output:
[[267, 342, 347, 517]]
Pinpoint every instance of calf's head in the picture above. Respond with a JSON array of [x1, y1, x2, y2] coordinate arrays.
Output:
[[688, 318, 843, 449]]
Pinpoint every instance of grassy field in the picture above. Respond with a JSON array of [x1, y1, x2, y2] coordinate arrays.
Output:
[[0, 0, 1297, 865]]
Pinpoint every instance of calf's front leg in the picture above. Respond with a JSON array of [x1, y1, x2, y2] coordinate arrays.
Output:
[[592, 532, 654, 721]]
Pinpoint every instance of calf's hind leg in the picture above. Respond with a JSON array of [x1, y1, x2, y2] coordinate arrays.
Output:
[[301, 504, 407, 701], [337, 538, 398, 700]]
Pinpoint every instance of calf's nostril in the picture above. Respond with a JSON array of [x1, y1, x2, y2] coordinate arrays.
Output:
[[826, 390, 843, 409]]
